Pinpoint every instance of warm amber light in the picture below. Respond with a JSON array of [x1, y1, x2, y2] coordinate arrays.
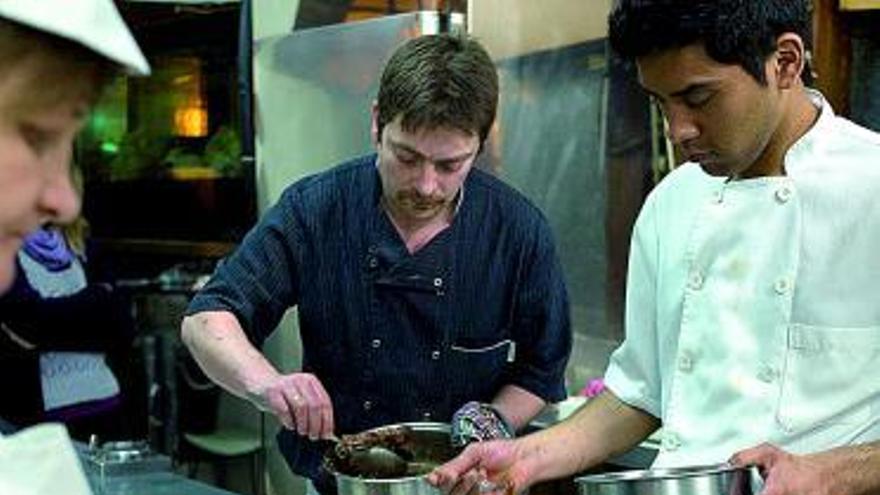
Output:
[[174, 106, 208, 137]]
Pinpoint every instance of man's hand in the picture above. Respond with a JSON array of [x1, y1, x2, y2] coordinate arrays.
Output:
[[427, 439, 531, 495], [731, 443, 832, 495], [733, 441, 880, 495], [181, 312, 337, 440], [251, 372, 335, 440]]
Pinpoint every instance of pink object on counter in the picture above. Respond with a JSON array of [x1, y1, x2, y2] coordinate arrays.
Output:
[[580, 378, 605, 398]]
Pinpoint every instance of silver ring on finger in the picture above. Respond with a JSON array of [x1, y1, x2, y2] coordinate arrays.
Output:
[[478, 480, 504, 493]]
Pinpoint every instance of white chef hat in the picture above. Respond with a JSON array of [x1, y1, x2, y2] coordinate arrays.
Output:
[[0, 0, 150, 76]]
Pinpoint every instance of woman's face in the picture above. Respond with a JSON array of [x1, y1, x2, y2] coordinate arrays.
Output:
[[0, 53, 84, 293]]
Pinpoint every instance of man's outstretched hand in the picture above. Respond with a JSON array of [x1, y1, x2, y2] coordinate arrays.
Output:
[[428, 439, 530, 495]]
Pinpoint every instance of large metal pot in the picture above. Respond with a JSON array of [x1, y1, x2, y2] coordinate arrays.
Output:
[[326, 422, 459, 495], [576, 463, 763, 495]]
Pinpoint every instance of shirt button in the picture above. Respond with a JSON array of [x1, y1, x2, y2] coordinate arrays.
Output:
[[757, 365, 778, 383], [363, 400, 372, 411], [423, 411, 432, 421], [662, 432, 681, 451], [774, 278, 791, 295], [368, 245, 378, 254], [371, 339, 382, 349], [677, 351, 694, 372], [431, 350, 441, 360], [712, 190, 724, 204], [778, 418, 795, 434], [688, 272, 704, 290], [433, 277, 443, 288], [775, 186, 793, 204]]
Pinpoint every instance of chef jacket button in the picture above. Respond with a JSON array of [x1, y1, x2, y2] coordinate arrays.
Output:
[[431, 350, 441, 360], [662, 432, 681, 451], [758, 365, 778, 383], [778, 419, 795, 434], [433, 277, 443, 287], [688, 272, 704, 290], [363, 400, 373, 411], [774, 278, 791, 295], [371, 339, 382, 349], [775, 186, 793, 204], [677, 352, 694, 372]]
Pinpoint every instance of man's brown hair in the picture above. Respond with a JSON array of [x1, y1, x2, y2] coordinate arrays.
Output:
[[376, 34, 498, 145]]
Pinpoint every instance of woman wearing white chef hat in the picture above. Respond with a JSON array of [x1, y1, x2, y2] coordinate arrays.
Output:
[[0, 1, 148, 493], [0, 0, 149, 295]]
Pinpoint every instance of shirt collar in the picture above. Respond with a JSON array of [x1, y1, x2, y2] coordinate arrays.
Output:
[[785, 89, 834, 173]]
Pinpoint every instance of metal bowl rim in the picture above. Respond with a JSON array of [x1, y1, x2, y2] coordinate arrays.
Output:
[[576, 463, 746, 484], [101, 440, 151, 452], [334, 471, 431, 484], [363, 421, 451, 434]]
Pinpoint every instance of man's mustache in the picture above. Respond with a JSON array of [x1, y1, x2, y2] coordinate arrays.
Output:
[[397, 191, 445, 208]]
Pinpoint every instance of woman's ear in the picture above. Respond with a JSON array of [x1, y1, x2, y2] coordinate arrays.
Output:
[[774, 33, 806, 90]]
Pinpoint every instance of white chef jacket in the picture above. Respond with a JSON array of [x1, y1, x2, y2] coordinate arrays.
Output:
[[604, 90, 880, 467]]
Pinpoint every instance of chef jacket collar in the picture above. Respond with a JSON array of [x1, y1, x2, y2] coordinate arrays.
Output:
[[784, 89, 835, 174]]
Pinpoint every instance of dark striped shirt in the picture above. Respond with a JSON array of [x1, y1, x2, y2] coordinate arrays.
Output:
[[187, 154, 571, 482]]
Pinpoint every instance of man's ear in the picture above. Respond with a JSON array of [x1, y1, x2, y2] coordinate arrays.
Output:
[[774, 33, 806, 90], [370, 101, 380, 147]]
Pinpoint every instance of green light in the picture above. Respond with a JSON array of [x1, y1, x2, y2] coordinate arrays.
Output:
[[100, 142, 119, 154], [90, 113, 108, 132]]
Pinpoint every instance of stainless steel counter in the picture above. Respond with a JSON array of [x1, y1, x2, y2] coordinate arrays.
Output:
[[76, 442, 239, 495], [95, 472, 239, 495]]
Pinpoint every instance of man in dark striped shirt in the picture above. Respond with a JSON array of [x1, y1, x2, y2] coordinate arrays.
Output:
[[182, 33, 571, 493]]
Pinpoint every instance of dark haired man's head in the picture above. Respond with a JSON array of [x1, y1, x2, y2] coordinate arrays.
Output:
[[607, 0, 818, 181], [375, 34, 499, 144], [372, 34, 498, 230], [609, 0, 813, 86]]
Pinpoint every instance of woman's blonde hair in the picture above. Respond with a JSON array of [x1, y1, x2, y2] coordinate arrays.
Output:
[[0, 18, 118, 113], [62, 165, 89, 257]]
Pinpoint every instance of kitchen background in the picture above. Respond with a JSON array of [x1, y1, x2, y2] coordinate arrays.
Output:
[[63, 1, 880, 494]]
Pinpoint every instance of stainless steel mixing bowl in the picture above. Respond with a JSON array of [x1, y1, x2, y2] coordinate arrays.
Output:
[[327, 422, 459, 495], [576, 463, 763, 495]]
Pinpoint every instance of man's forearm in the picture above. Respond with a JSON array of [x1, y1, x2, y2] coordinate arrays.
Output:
[[491, 384, 546, 431], [818, 441, 880, 495], [517, 389, 659, 485], [180, 310, 280, 407]]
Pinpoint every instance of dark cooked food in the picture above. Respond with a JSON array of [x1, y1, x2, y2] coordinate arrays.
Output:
[[336, 424, 412, 457], [326, 425, 415, 479]]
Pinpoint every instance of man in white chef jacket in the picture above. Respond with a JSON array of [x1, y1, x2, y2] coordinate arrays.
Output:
[[428, 1, 880, 495], [0, 1, 148, 493]]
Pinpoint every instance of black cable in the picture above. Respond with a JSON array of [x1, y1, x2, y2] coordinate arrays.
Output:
[[237, 0, 257, 226]]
